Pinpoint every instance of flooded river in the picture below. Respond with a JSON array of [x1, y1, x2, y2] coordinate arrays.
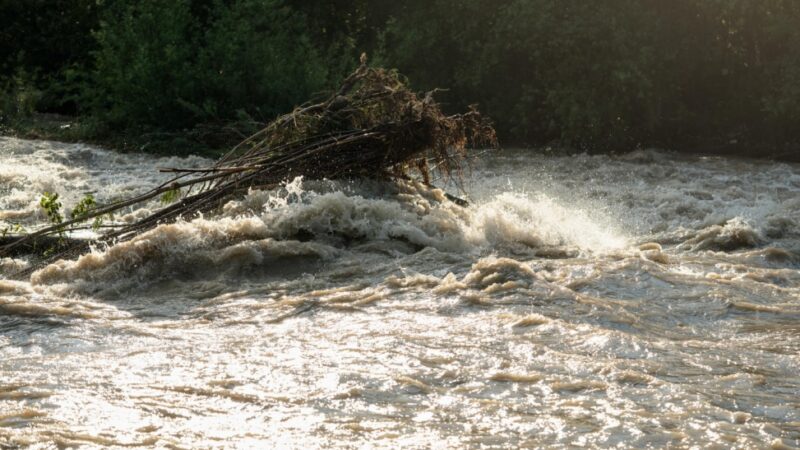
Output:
[[1, 137, 799, 448]]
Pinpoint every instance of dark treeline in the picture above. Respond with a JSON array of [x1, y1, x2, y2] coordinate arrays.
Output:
[[2, 0, 800, 156]]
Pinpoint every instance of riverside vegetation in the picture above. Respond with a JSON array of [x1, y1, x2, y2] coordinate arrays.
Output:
[[2, 0, 800, 158], [3, 3, 800, 448]]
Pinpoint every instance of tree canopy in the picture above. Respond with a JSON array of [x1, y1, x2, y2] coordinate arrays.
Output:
[[2, 0, 799, 156]]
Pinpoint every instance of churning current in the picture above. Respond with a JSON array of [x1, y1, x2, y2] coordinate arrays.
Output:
[[1, 136, 799, 449]]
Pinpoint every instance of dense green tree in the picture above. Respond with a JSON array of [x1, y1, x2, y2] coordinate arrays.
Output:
[[198, 0, 329, 122], [89, 0, 333, 130], [90, 0, 199, 128]]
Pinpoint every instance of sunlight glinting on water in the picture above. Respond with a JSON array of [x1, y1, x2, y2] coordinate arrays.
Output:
[[2, 137, 800, 448]]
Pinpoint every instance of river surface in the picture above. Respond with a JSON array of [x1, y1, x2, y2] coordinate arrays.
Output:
[[1, 136, 799, 449]]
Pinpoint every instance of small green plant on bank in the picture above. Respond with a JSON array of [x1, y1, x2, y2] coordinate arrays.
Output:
[[39, 191, 65, 254], [40, 191, 64, 228], [70, 193, 95, 219], [160, 187, 181, 205], [70, 193, 109, 230], [1, 223, 24, 238], [35, 192, 114, 256]]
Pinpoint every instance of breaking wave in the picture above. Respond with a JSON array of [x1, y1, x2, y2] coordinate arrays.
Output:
[[29, 177, 629, 291]]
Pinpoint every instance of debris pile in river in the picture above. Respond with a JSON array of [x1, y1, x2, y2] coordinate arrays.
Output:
[[0, 59, 497, 271]]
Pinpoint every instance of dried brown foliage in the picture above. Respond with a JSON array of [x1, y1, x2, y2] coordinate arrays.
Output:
[[1, 61, 497, 273], [217, 62, 497, 183]]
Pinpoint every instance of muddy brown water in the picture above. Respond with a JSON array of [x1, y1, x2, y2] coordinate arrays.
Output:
[[1, 137, 799, 448]]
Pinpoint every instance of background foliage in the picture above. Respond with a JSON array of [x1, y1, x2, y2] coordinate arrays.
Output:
[[2, 0, 799, 155]]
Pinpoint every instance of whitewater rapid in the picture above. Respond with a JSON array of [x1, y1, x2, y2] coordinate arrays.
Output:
[[1, 136, 799, 448]]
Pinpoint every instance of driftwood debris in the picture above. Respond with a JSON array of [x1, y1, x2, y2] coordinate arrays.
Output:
[[0, 61, 497, 274], [0, 235, 87, 258]]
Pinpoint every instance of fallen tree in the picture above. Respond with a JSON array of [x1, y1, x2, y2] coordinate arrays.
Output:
[[0, 59, 497, 276]]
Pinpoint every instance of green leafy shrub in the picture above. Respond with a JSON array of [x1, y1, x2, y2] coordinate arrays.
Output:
[[39, 192, 63, 226], [39, 191, 65, 249]]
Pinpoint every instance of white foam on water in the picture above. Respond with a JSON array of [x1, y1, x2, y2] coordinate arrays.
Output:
[[3, 139, 800, 449]]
